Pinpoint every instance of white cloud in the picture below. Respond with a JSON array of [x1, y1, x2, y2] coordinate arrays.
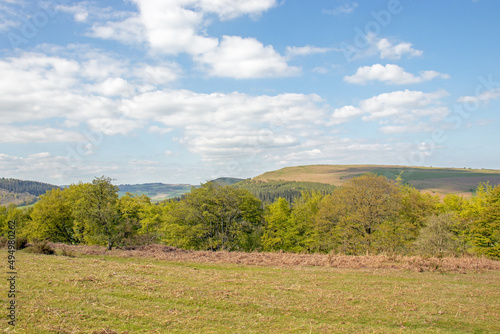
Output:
[[286, 45, 334, 58], [87, 77, 135, 97], [88, 15, 146, 46], [0, 125, 86, 143], [83, 0, 293, 78], [323, 2, 359, 15], [57, 3, 89, 22], [195, 36, 301, 78], [331, 90, 449, 132], [376, 37, 423, 59], [344, 64, 450, 85], [87, 118, 143, 136], [457, 87, 500, 104], [195, 0, 278, 20], [120, 90, 326, 161], [344, 33, 423, 61], [330, 106, 364, 125]]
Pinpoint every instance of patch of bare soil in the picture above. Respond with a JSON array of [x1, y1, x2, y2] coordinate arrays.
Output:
[[51, 243, 500, 273]]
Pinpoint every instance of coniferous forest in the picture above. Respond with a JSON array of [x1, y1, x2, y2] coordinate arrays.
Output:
[[1, 174, 499, 258]]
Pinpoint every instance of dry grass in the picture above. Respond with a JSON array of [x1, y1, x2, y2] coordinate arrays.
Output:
[[52, 243, 500, 273], [4, 246, 500, 333]]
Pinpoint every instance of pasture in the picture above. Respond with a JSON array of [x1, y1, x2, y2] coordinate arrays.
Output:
[[3, 245, 499, 333]]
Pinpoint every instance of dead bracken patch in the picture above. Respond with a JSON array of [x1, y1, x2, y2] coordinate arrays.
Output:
[[49, 243, 500, 273]]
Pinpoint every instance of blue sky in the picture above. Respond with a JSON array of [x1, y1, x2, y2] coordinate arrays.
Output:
[[1, 0, 500, 185]]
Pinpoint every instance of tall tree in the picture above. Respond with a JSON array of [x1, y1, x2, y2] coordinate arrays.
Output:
[[162, 182, 262, 251], [73, 176, 121, 250], [468, 184, 500, 258], [314, 174, 402, 254], [30, 188, 76, 243]]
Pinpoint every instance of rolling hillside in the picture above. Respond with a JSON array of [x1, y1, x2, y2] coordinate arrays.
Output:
[[252, 165, 500, 197], [118, 183, 196, 201], [0, 178, 61, 207]]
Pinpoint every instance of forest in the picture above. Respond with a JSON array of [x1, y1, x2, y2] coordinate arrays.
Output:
[[0, 174, 499, 258]]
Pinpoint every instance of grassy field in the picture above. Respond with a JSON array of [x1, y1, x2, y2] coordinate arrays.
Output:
[[2, 246, 500, 333], [253, 165, 500, 197]]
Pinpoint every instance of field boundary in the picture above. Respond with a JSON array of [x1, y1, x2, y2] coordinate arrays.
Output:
[[50, 243, 500, 273]]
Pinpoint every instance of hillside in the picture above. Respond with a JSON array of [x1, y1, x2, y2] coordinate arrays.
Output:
[[0, 178, 60, 206], [118, 183, 195, 201], [253, 165, 500, 197], [234, 179, 337, 204]]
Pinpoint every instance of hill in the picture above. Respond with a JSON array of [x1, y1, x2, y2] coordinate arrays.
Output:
[[252, 165, 500, 197], [118, 183, 195, 201], [0, 178, 60, 206], [234, 179, 337, 204], [211, 177, 246, 185]]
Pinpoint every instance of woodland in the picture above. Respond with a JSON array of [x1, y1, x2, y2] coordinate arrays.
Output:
[[1, 174, 499, 258]]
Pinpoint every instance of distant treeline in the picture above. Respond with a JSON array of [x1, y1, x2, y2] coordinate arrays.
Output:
[[0, 178, 60, 197], [234, 180, 337, 204]]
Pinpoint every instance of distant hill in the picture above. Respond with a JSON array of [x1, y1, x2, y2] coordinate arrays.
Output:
[[0, 178, 61, 207], [234, 179, 337, 204], [252, 165, 500, 197], [118, 183, 196, 201], [211, 177, 246, 185]]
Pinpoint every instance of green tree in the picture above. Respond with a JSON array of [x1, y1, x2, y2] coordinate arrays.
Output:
[[261, 197, 291, 251], [468, 184, 500, 258], [414, 213, 464, 256], [314, 174, 402, 254], [30, 188, 76, 243], [72, 176, 121, 250], [161, 182, 263, 251]]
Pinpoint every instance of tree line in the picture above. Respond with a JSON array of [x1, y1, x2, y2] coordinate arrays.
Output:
[[0, 178, 60, 197], [0, 174, 498, 258]]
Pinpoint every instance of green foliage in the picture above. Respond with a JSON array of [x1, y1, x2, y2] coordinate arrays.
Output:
[[414, 213, 465, 257], [235, 179, 336, 204], [72, 176, 122, 250], [161, 182, 263, 251], [467, 183, 500, 258], [13, 171, 500, 258], [314, 174, 402, 254], [261, 197, 291, 251], [29, 188, 77, 243]]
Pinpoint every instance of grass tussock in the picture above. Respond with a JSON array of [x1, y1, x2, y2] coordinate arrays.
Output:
[[51, 243, 499, 273]]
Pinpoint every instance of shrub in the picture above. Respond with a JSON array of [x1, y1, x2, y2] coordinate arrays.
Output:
[[15, 236, 29, 250], [29, 239, 55, 255]]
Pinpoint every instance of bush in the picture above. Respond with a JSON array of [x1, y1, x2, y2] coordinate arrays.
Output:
[[16, 236, 28, 250], [0, 236, 7, 248], [28, 239, 55, 255]]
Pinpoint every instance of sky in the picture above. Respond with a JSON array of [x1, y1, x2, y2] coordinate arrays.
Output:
[[1, 0, 500, 186]]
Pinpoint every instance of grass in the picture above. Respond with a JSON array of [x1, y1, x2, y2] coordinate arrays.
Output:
[[2, 245, 499, 333]]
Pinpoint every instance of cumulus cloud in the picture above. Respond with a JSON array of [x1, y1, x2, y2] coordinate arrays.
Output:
[[330, 90, 449, 132], [120, 90, 326, 160], [81, 0, 294, 79], [343, 33, 423, 61], [344, 64, 450, 85], [195, 36, 301, 78], [376, 37, 423, 59]]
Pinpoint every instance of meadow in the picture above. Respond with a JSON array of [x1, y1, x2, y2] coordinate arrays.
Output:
[[2, 245, 499, 333]]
